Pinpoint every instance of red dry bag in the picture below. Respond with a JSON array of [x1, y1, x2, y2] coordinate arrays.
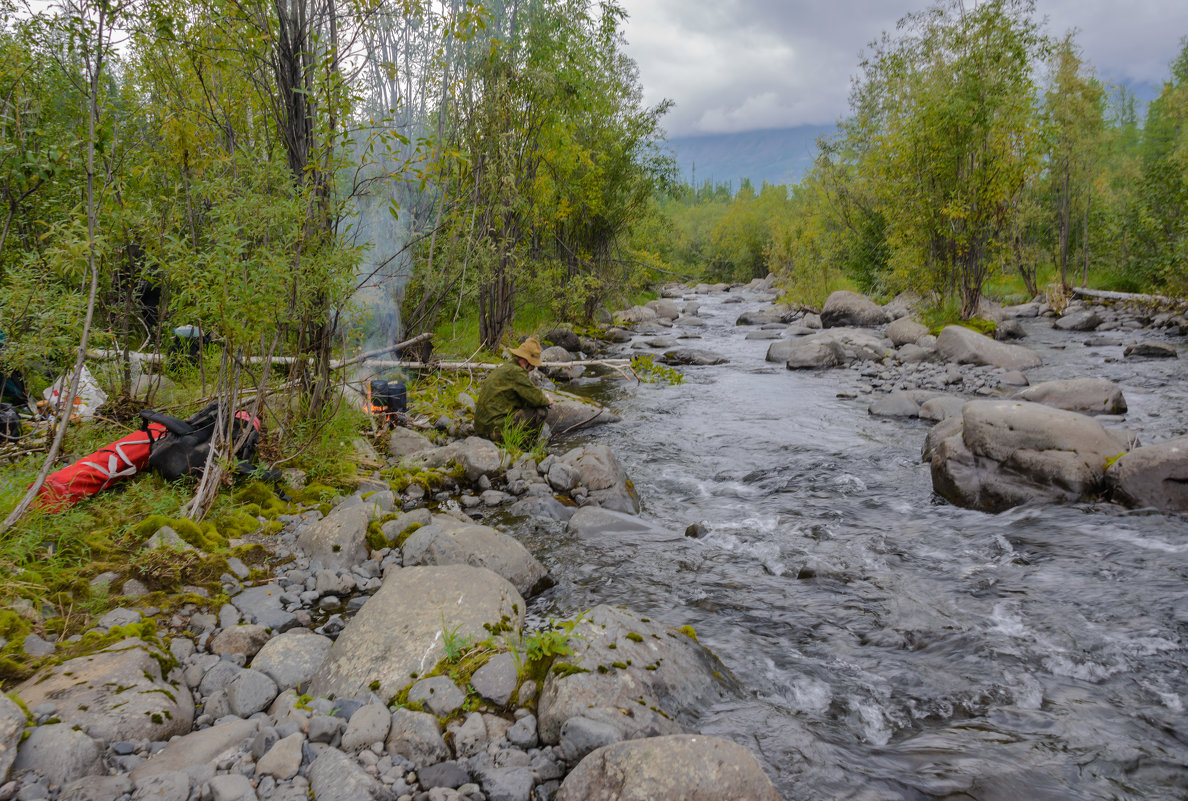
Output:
[[34, 422, 169, 512]]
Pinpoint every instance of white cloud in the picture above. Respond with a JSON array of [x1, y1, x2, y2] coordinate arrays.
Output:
[[619, 0, 1188, 137]]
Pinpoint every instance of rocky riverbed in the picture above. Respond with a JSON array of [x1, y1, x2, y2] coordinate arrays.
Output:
[[3, 278, 1187, 801]]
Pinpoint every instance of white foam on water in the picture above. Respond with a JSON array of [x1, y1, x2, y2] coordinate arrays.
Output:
[[1107, 526, 1188, 554], [850, 698, 892, 745], [1004, 670, 1044, 709], [761, 660, 833, 715], [1042, 654, 1126, 682], [990, 601, 1030, 638], [831, 473, 867, 493]]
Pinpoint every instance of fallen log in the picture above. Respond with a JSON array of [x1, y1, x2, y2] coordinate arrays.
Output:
[[86, 333, 438, 371], [1071, 287, 1187, 307], [364, 358, 631, 372]]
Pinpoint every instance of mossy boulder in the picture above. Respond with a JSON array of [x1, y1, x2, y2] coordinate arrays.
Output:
[[13, 637, 193, 745]]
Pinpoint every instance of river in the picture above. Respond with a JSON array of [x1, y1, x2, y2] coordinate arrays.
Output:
[[511, 288, 1188, 801]]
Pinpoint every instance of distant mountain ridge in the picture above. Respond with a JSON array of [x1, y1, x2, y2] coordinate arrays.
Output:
[[663, 124, 834, 190]]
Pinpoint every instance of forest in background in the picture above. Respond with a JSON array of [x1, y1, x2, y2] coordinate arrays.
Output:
[[660, 1, 1188, 320], [2, 0, 1188, 445]]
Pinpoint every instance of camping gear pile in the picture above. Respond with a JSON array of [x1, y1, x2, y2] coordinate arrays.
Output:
[[33, 402, 264, 512]]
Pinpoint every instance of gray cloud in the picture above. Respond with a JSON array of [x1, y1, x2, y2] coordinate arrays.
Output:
[[620, 0, 1188, 137]]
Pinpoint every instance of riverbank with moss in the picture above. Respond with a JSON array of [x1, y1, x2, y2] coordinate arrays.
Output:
[[0, 286, 784, 801]]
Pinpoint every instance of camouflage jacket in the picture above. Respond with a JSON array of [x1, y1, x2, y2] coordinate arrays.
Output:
[[473, 360, 550, 438]]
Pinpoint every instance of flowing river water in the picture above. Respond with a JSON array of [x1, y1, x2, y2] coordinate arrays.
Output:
[[507, 288, 1188, 801]]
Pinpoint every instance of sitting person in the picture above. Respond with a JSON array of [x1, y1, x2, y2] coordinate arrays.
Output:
[[474, 337, 553, 442]]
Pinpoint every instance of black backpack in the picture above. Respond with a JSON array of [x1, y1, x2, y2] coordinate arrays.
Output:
[[139, 402, 260, 481]]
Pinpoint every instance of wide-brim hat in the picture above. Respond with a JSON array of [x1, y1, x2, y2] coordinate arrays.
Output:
[[509, 337, 543, 367]]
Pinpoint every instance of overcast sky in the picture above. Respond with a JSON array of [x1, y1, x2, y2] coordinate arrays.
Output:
[[618, 0, 1188, 138]]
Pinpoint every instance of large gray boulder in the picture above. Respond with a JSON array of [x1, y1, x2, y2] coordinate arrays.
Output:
[[807, 327, 890, 362], [930, 400, 1128, 512], [820, 290, 890, 328], [1107, 437, 1188, 512], [764, 339, 800, 363], [555, 735, 780, 801], [1054, 309, 1102, 331], [249, 630, 333, 692], [453, 437, 505, 482], [885, 317, 929, 347], [935, 325, 1042, 370], [559, 445, 640, 514], [0, 693, 25, 782], [14, 638, 193, 744], [537, 606, 739, 746], [296, 502, 371, 570], [546, 400, 620, 435], [12, 725, 104, 786], [784, 340, 845, 369], [401, 520, 552, 598], [310, 565, 524, 700], [1018, 378, 1127, 416]]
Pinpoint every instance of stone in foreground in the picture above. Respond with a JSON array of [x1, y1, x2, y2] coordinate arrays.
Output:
[[555, 734, 780, 801], [310, 565, 524, 701], [14, 637, 193, 745], [537, 606, 739, 746]]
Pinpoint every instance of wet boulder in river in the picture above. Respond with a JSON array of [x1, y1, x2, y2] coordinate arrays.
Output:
[[1018, 378, 1127, 416], [555, 735, 780, 801], [661, 348, 727, 366], [546, 399, 620, 434], [935, 325, 1042, 370], [1054, 309, 1102, 331], [735, 309, 785, 326], [785, 340, 846, 370], [537, 605, 740, 746], [646, 298, 682, 320], [559, 444, 640, 513], [820, 290, 891, 328], [929, 400, 1129, 512], [1107, 437, 1188, 512], [1124, 341, 1177, 359]]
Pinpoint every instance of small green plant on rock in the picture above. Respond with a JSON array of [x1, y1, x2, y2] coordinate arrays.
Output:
[[630, 354, 684, 385], [441, 617, 475, 662]]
